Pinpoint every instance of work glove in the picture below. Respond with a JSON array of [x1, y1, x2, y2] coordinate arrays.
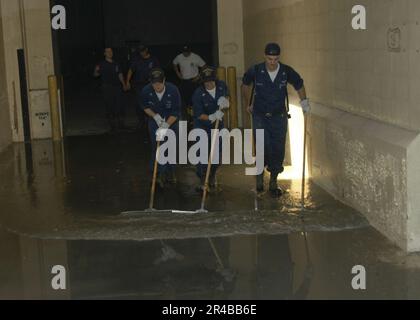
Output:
[[217, 96, 230, 110], [208, 110, 224, 123], [156, 128, 169, 141], [300, 98, 311, 114], [153, 114, 165, 127], [160, 122, 170, 130]]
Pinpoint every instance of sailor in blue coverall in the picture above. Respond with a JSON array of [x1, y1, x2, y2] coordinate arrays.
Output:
[[127, 45, 160, 133], [141, 68, 181, 189], [192, 66, 230, 192], [242, 43, 311, 197]]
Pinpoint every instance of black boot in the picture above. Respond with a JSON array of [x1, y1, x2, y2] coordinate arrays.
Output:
[[256, 174, 264, 193], [117, 118, 126, 131], [109, 118, 117, 133], [209, 171, 217, 189], [269, 173, 283, 198], [166, 170, 177, 184], [156, 174, 165, 190], [196, 176, 206, 193]]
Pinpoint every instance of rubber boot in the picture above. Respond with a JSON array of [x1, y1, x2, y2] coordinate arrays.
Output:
[[117, 118, 126, 131], [166, 170, 177, 184], [109, 118, 117, 133], [195, 175, 206, 193], [269, 173, 283, 198], [209, 170, 217, 189], [256, 174, 264, 193], [156, 174, 165, 190]]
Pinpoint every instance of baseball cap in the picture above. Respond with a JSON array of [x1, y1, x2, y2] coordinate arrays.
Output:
[[150, 68, 165, 84], [200, 66, 216, 82], [138, 45, 148, 53], [265, 43, 281, 56]]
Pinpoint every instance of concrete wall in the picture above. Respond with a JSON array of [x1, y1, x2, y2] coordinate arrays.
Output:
[[23, 0, 55, 140], [242, 0, 420, 252], [0, 0, 55, 143], [0, 0, 25, 144], [0, 2, 12, 153], [217, 0, 246, 126]]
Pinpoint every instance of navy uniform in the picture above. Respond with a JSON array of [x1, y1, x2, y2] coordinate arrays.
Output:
[[128, 46, 160, 129], [242, 43, 310, 196], [95, 51, 125, 131], [141, 68, 181, 187], [192, 66, 230, 190]]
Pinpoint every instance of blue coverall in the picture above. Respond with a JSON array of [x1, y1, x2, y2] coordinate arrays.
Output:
[[192, 80, 229, 180], [141, 82, 181, 175], [242, 62, 304, 175], [96, 60, 124, 124], [130, 56, 160, 126]]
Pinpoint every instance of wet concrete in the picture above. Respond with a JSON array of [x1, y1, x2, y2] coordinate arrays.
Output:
[[0, 132, 419, 299], [1, 227, 420, 300]]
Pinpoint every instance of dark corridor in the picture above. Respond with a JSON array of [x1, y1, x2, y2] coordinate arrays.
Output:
[[52, 0, 218, 136]]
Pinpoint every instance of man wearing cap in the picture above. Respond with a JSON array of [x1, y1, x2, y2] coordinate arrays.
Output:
[[141, 68, 181, 188], [173, 45, 206, 121], [94, 47, 127, 132], [192, 66, 230, 192], [126, 46, 160, 132], [242, 43, 311, 197]]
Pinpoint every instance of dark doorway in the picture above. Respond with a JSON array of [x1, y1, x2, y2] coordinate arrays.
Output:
[[53, 0, 218, 136]]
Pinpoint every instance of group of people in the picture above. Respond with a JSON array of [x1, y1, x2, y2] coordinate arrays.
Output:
[[94, 45, 206, 132], [94, 42, 311, 197]]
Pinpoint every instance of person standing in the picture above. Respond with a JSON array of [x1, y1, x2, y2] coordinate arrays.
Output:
[[141, 68, 181, 189], [126, 45, 160, 131], [242, 43, 311, 197], [94, 47, 127, 132], [192, 66, 230, 192], [173, 45, 206, 121]]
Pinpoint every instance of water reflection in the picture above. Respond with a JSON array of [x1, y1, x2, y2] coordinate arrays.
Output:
[[1, 227, 419, 300]]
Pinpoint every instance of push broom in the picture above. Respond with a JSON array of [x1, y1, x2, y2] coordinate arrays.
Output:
[[121, 112, 222, 216]]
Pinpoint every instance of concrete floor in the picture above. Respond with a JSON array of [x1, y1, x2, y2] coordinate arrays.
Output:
[[0, 132, 420, 299]]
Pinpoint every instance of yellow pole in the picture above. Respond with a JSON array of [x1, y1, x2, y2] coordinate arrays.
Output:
[[217, 67, 230, 128], [48, 75, 61, 141], [216, 67, 227, 82], [227, 67, 238, 129]]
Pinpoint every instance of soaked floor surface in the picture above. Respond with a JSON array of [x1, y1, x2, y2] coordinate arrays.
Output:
[[0, 132, 420, 299]]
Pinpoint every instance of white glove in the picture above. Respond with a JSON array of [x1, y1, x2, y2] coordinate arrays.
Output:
[[153, 114, 164, 127], [300, 99, 311, 114], [217, 96, 230, 110], [160, 122, 170, 130], [156, 128, 168, 141], [208, 110, 224, 123]]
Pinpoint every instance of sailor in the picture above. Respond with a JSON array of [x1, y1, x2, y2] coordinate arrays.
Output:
[[94, 47, 127, 131], [242, 42, 311, 197], [126, 45, 160, 132], [173, 45, 206, 122], [141, 68, 181, 188], [192, 66, 230, 191]]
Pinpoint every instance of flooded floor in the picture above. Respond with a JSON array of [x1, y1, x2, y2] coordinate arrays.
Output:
[[0, 132, 419, 300]]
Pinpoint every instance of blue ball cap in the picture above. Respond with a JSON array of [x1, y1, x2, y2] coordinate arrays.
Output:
[[150, 68, 165, 84], [265, 43, 281, 56], [200, 66, 216, 82]]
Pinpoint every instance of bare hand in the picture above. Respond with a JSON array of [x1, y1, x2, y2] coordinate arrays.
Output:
[[247, 105, 254, 114]]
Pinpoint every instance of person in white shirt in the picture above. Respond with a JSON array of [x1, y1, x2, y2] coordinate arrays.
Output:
[[173, 45, 206, 121]]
